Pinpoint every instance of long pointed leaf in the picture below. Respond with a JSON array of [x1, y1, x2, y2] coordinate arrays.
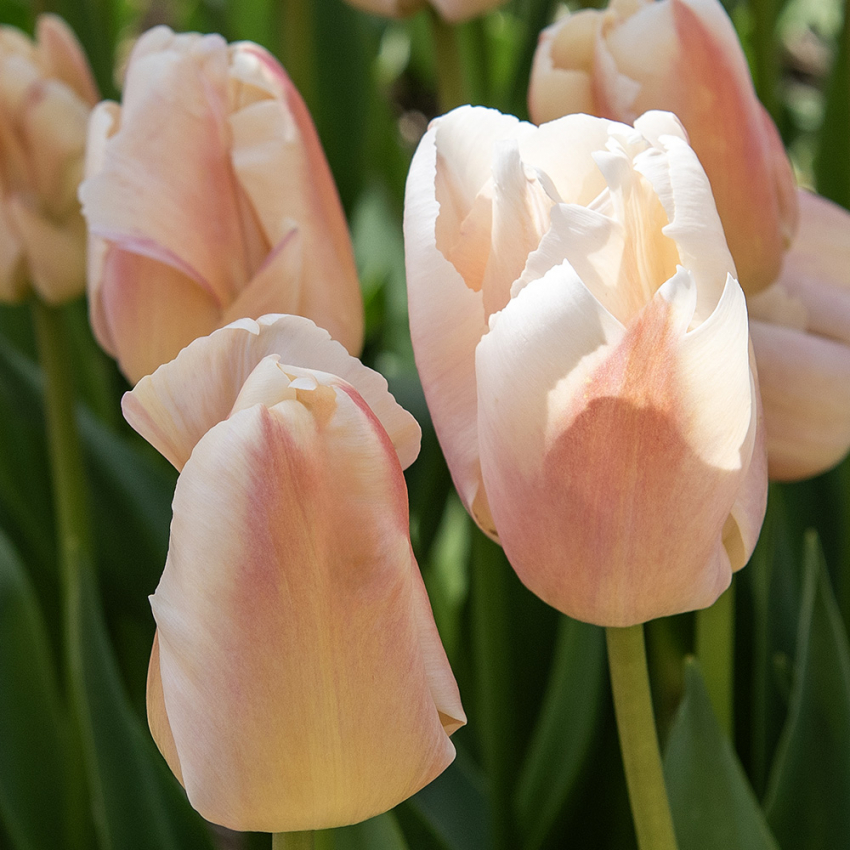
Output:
[[664, 659, 779, 850], [764, 532, 850, 847]]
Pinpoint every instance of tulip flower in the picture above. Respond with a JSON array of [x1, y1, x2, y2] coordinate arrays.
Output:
[[122, 313, 464, 832], [342, 0, 505, 23], [527, 0, 798, 296], [0, 15, 98, 303], [80, 28, 363, 385], [404, 106, 766, 626], [748, 190, 850, 480]]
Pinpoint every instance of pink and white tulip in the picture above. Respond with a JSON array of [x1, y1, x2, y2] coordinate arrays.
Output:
[[0, 15, 98, 303], [80, 28, 362, 385], [123, 314, 464, 832], [404, 106, 766, 626], [528, 0, 798, 296]]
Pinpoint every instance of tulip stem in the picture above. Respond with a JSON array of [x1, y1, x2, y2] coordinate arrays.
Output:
[[694, 581, 735, 737], [429, 10, 467, 112], [606, 624, 679, 850], [32, 298, 93, 582], [31, 296, 92, 850], [272, 831, 315, 849]]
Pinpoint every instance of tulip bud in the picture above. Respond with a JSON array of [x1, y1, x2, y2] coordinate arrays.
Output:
[[123, 314, 464, 832], [341, 0, 505, 22], [404, 106, 766, 626], [749, 191, 850, 480], [528, 0, 798, 296], [80, 28, 363, 385], [0, 15, 98, 303]]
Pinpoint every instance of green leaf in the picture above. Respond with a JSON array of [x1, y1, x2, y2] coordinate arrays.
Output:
[[0, 529, 69, 850], [663, 658, 779, 850], [514, 615, 607, 850], [69, 549, 215, 850], [401, 749, 489, 850], [764, 532, 850, 848]]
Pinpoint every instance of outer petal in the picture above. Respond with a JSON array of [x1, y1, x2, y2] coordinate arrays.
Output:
[[228, 44, 363, 355], [98, 246, 220, 383], [748, 191, 850, 479], [404, 108, 514, 536], [150, 389, 461, 831], [6, 196, 85, 303], [750, 320, 850, 480], [123, 314, 420, 472], [477, 264, 756, 625]]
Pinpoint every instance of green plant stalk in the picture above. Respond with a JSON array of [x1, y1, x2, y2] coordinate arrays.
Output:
[[273, 831, 315, 849], [31, 297, 92, 850], [606, 624, 679, 850], [471, 531, 517, 850], [695, 581, 735, 737], [429, 9, 467, 112]]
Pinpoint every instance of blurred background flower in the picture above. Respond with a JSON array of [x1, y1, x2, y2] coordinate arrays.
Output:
[[0, 14, 98, 303]]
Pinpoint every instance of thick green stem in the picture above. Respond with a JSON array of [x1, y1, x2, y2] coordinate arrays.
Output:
[[32, 299, 91, 573], [607, 625, 679, 850], [31, 297, 92, 850], [695, 582, 735, 737], [471, 531, 516, 850], [273, 831, 315, 850], [429, 10, 467, 112]]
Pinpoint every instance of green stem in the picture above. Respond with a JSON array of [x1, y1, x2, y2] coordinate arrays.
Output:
[[31, 297, 92, 850], [429, 9, 467, 112], [471, 530, 516, 850], [32, 299, 92, 570], [606, 625, 679, 850], [694, 581, 735, 737], [272, 831, 315, 850]]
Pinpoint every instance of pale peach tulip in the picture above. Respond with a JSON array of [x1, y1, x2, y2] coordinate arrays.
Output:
[[0, 15, 98, 303], [528, 0, 798, 296], [749, 191, 850, 480], [404, 106, 766, 626], [123, 314, 464, 832], [80, 28, 362, 385], [342, 0, 505, 23]]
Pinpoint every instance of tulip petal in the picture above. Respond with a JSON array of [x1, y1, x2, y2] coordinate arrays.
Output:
[[405, 112, 496, 533], [78, 29, 251, 308], [98, 246, 220, 382], [35, 14, 99, 106], [151, 394, 457, 831], [221, 224, 303, 325], [528, 11, 599, 122], [631, 116, 735, 319], [0, 203, 25, 300], [228, 46, 364, 354], [477, 265, 752, 625], [123, 314, 420, 472], [146, 632, 184, 785], [751, 320, 850, 480], [6, 196, 85, 303]]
